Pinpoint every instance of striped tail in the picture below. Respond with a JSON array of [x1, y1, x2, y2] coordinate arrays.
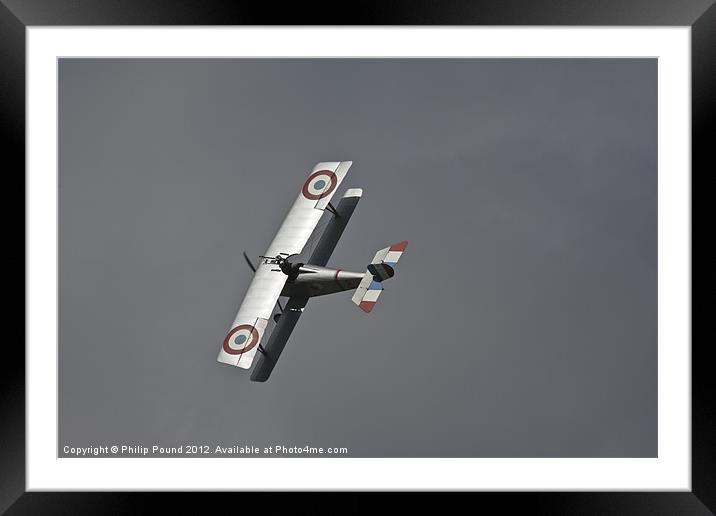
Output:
[[351, 241, 408, 313]]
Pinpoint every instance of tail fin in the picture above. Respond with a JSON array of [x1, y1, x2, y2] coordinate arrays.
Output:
[[351, 241, 408, 313]]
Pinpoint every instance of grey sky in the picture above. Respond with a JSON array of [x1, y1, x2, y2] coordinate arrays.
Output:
[[58, 58, 656, 457]]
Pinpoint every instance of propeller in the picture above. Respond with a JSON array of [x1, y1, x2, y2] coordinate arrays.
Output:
[[242, 251, 257, 273]]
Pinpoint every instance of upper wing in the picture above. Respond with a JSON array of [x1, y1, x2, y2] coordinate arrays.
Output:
[[265, 161, 353, 256], [218, 161, 352, 369]]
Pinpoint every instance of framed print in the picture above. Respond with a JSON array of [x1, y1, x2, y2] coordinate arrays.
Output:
[[4, 0, 712, 513]]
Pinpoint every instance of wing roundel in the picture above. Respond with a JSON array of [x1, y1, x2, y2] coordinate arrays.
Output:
[[265, 161, 352, 257]]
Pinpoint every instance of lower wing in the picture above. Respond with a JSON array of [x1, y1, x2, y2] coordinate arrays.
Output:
[[249, 296, 309, 382]]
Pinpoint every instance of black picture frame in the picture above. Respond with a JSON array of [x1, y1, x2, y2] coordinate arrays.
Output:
[[3, 1, 711, 513]]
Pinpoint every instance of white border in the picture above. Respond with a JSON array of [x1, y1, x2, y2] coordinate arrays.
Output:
[[27, 27, 691, 490]]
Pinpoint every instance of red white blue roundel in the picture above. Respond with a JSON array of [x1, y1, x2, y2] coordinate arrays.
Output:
[[223, 324, 259, 355], [302, 170, 338, 200]]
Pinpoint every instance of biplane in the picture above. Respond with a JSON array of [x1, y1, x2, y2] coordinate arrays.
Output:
[[218, 161, 407, 382]]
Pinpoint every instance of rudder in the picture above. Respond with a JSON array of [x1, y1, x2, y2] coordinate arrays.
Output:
[[351, 241, 407, 313]]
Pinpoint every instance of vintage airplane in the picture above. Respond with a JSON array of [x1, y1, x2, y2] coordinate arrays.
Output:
[[218, 161, 407, 381]]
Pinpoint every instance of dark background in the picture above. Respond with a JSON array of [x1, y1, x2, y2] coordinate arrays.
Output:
[[58, 58, 657, 458]]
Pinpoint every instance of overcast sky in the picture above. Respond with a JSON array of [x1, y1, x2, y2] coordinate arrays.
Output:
[[58, 58, 657, 457]]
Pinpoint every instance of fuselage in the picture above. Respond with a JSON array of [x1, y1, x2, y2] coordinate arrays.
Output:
[[280, 264, 364, 298]]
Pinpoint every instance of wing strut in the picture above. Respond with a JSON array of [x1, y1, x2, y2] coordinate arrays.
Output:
[[325, 202, 340, 217]]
